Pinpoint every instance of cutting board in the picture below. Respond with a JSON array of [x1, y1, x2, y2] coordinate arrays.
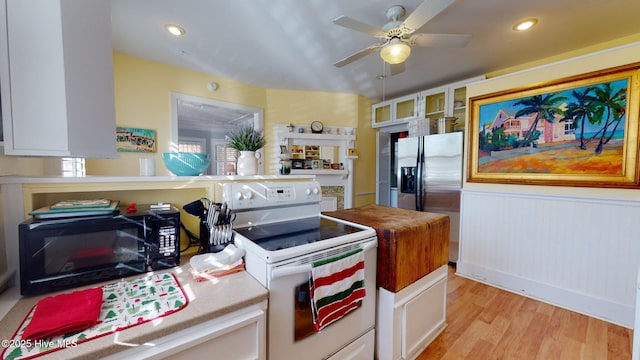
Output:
[[324, 204, 449, 292]]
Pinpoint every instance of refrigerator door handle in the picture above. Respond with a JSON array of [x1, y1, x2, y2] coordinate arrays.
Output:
[[416, 138, 424, 211]]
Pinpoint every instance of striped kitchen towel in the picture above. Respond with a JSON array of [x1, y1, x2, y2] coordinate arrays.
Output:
[[310, 248, 366, 331]]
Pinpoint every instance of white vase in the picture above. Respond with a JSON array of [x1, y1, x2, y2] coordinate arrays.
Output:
[[237, 151, 259, 176]]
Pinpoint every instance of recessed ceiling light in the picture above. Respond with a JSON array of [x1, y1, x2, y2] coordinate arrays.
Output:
[[165, 24, 186, 36], [513, 18, 538, 31]]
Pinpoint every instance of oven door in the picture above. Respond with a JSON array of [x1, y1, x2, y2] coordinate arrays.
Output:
[[266, 237, 377, 360]]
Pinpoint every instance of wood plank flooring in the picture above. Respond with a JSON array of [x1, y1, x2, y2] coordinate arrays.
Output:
[[417, 265, 633, 359]]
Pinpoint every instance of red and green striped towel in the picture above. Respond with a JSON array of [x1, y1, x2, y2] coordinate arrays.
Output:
[[310, 248, 365, 331]]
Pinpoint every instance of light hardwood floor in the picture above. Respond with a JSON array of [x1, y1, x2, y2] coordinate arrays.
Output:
[[417, 265, 633, 359]]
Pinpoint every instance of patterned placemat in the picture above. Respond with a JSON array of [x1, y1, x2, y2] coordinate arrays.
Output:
[[1, 273, 188, 360]]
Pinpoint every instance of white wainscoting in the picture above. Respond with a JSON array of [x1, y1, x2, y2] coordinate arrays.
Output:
[[458, 189, 640, 328]]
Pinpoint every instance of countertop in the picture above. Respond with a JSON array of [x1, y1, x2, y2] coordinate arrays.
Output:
[[0, 261, 268, 359]]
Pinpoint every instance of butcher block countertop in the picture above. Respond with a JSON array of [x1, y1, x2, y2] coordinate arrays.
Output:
[[0, 261, 267, 359], [325, 204, 449, 292]]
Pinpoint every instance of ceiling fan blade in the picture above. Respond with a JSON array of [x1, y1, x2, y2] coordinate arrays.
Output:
[[411, 33, 471, 47], [402, 0, 455, 32], [333, 15, 384, 37], [390, 62, 405, 76], [334, 43, 382, 67]]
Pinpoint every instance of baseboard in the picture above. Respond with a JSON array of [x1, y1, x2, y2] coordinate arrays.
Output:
[[456, 261, 633, 329]]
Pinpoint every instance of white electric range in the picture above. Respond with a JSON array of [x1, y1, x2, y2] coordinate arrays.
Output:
[[222, 181, 377, 360]]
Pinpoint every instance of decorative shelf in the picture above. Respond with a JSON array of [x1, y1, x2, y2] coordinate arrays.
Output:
[[290, 169, 348, 175], [282, 132, 355, 141]]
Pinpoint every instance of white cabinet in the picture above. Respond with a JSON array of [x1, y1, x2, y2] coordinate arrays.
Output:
[[103, 301, 267, 360], [372, 101, 393, 127], [0, 0, 116, 158], [376, 265, 447, 360], [371, 76, 484, 131], [372, 94, 420, 128], [419, 76, 485, 131]]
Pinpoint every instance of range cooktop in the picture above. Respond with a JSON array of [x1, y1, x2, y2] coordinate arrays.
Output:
[[233, 216, 364, 251]]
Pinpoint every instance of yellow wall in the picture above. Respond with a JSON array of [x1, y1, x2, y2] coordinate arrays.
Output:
[[355, 95, 377, 206], [88, 53, 267, 176], [38, 53, 376, 206], [263, 88, 377, 204]]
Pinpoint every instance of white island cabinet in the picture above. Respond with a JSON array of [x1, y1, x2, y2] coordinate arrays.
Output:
[[0, 0, 116, 158], [102, 301, 267, 360]]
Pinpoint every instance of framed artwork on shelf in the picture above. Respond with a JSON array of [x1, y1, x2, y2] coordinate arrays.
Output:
[[468, 62, 640, 188], [116, 127, 156, 153]]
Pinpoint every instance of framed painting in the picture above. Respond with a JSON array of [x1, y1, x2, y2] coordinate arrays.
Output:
[[116, 127, 156, 153], [468, 62, 640, 188]]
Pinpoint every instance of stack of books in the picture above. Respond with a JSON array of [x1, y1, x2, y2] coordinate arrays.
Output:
[[29, 199, 120, 219]]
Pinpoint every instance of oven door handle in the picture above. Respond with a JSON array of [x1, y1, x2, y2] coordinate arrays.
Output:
[[271, 264, 312, 280], [270, 240, 376, 281]]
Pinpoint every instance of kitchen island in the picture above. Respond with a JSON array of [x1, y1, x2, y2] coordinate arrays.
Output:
[[324, 204, 449, 360], [0, 259, 268, 359]]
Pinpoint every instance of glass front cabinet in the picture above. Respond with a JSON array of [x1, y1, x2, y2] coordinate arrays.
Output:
[[371, 76, 485, 130], [372, 94, 420, 128], [372, 101, 392, 127]]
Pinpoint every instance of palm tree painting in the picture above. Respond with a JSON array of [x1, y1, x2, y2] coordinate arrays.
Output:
[[468, 64, 640, 188]]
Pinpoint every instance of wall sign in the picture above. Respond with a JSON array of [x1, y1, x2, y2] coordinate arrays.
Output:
[[116, 127, 156, 153]]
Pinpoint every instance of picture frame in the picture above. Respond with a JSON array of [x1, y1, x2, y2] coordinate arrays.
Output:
[[292, 159, 304, 169], [116, 127, 156, 153], [468, 62, 640, 188]]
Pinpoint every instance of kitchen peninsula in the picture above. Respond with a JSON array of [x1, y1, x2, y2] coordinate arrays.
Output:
[[0, 258, 269, 359], [0, 175, 318, 359]]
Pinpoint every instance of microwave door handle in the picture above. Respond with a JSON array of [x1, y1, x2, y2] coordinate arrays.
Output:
[[270, 264, 312, 280]]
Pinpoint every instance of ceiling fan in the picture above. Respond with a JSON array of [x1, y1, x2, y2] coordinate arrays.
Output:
[[333, 0, 471, 75]]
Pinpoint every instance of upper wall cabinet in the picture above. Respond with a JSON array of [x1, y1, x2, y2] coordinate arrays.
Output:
[[372, 76, 485, 130], [0, 0, 116, 157], [372, 94, 420, 128], [419, 76, 485, 132]]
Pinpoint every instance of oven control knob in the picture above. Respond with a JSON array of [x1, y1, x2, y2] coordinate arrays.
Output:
[[235, 192, 244, 200], [244, 191, 254, 200], [306, 187, 320, 195]]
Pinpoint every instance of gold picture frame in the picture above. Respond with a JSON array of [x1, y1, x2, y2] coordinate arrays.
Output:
[[468, 62, 640, 188]]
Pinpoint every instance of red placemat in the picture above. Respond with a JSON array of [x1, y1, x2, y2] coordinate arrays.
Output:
[[1, 273, 188, 360]]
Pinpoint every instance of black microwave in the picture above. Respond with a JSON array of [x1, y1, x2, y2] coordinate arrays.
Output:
[[18, 206, 180, 296]]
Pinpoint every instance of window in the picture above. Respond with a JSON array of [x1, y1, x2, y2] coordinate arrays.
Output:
[[61, 158, 85, 177], [178, 138, 205, 153], [214, 141, 237, 175]]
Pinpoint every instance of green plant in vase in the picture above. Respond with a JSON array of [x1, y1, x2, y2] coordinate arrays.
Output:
[[226, 125, 265, 152], [226, 125, 265, 176]]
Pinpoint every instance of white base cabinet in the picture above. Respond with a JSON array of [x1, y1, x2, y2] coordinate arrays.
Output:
[[376, 265, 447, 360], [103, 301, 267, 360]]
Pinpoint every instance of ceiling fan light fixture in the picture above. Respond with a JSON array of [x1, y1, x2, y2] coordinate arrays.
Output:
[[380, 39, 411, 64]]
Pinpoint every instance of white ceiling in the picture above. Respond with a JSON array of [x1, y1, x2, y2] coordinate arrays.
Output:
[[111, 0, 640, 102]]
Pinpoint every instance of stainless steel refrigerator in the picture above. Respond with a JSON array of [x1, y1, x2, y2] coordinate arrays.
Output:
[[397, 132, 462, 263]]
